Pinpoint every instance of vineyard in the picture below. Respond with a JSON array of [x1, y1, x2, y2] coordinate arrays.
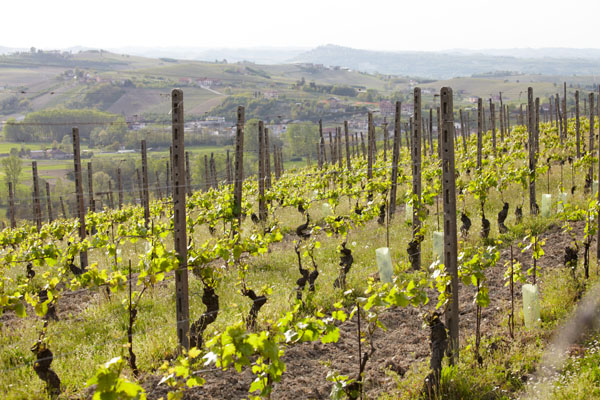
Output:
[[2, 85, 600, 400]]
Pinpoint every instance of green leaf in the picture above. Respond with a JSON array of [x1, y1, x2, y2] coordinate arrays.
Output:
[[321, 327, 340, 344], [14, 302, 26, 318]]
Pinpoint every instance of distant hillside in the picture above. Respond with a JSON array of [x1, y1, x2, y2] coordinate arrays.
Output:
[[447, 47, 600, 59], [291, 45, 600, 79]]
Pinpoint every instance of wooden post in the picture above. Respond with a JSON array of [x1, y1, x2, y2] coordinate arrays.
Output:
[[273, 145, 280, 180], [258, 121, 266, 221], [166, 161, 171, 197], [210, 153, 217, 188], [316, 143, 322, 168], [367, 112, 374, 180], [411, 88, 422, 270], [264, 128, 272, 190], [477, 98, 483, 169], [535, 98, 540, 155], [318, 120, 325, 168], [233, 106, 245, 227], [328, 130, 335, 165], [563, 82, 568, 140], [528, 88, 537, 215], [45, 182, 53, 222], [72, 127, 88, 270], [556, 94, 563, 141], [169, 146, 173, 194], [576, 90, 581, 158], [360, 131, 367, 159], [459, 109, 467, 153], [423, 118, 429, 156], [408, 118, 413, 149], [436, 106, 442, 158], [499, 92, 504, 137], [117, 167, 123, 208], [136, 169, 143, 205], [490, 101, 496, 152], [87, 162, 95, 213], [203, 155, 210, 190], [278, 146, 284, 175], [550, 96, 555, 127], [520, 104, 524, 126], [226, 150, 232, 186], [383, 118, 389, 162], [141, 140, 150, 227], [60, 196, 67, 219], [597, 109, 600, 265], [171, 88, 189, 350], [8, 182, 16, 228], [441, 86, 459, 364], [590, 93, 595, 182], [482, 104, 487, 136], [337, 127, 343, 168], [353, 132, 358, 158], [506, 105, 510, 133], [344, 121, 352, 170], [185, 152, 192, 197], [389, 101, 401, 217], [108, 181, 114, 209], [31, 162, 42, 230], [429, 108, 434, 156]]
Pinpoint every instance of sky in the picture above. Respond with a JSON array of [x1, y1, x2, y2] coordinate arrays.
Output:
[[3, 0, 600, 51]]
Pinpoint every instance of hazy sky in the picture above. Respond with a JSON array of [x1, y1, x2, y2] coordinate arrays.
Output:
[[4, 0, 600, 51]]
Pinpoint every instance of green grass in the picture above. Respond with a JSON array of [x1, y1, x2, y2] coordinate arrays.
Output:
[[0, 142, 46, 153], [0, 150, 592, 399]]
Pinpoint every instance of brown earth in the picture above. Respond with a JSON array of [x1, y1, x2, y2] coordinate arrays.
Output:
[[138, 220, 589, 399]]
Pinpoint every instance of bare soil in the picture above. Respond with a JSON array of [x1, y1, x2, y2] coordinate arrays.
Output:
[[139, 220, 589, 399]]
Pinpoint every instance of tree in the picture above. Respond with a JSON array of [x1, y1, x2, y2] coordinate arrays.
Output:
[[1, 154, 22, 186], [244, 119, 260, 154], [284, 123, 319, 158], [92, 171, 113, 194]]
